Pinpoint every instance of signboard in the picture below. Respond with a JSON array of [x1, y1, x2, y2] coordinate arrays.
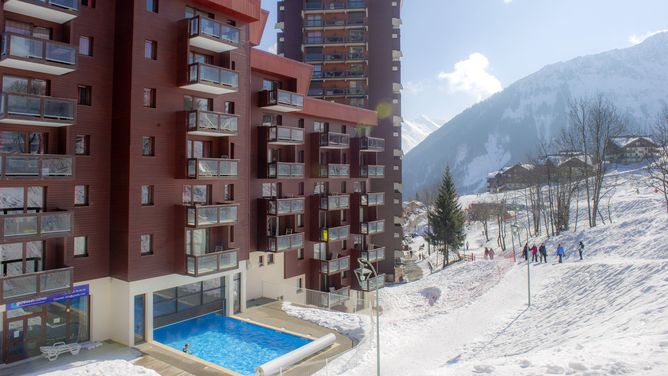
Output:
[[6, 284, 89, 310]]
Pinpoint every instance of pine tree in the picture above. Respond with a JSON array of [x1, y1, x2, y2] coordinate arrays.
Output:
[[427, 167, 465, 267]]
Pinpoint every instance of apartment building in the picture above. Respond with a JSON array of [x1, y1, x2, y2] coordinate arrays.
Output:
[[0, 0, 386, 364], [277, 0, 403, 276]]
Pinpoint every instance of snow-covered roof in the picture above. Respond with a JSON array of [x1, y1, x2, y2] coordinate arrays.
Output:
[[610, 136, 657, 149]]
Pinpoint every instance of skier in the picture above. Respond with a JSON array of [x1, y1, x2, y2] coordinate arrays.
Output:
[[530, 244, 538, 262], [489, 248, 495, 260], [556, 244, 565, 263], [539, 243, 547, 263], [522, 243, 529, 261], [484, 247, 489, 260], [577, 241, 584, 260]]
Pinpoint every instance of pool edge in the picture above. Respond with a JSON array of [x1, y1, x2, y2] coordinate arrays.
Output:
[[230, 315, 319, 341], [143, 340, 244, 376]]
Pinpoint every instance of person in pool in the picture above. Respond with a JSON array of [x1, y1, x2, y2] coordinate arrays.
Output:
[[182, 343, 190, 354]]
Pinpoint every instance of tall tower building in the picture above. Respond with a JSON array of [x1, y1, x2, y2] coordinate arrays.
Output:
[[277, 0, 403, 276]]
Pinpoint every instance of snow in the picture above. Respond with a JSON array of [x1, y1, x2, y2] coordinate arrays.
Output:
[[610, 136, 657, 148], [290, 169, 668, 375], [40, 360, 159, 376]]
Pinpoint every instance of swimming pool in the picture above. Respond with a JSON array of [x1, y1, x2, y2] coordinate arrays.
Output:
[[153, 312, 312, 375]]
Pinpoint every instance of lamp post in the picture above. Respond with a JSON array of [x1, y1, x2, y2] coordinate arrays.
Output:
[[511, 223, 531, 307], [354, 258, 381, 376]]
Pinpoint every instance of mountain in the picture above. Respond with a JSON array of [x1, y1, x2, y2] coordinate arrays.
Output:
[[403, 32, 668, 196], [402, 115, 444, 153]]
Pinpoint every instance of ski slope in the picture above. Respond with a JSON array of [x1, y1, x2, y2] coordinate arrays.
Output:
[[289, 168, 668, 375]]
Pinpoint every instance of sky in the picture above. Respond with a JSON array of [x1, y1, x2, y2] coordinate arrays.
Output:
[[258, 0, 668, 126]]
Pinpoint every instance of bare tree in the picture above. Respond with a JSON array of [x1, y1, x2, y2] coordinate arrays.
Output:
[[647, 108, 668, 212]]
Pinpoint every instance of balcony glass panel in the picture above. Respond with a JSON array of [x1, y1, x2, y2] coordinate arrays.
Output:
[[45, 42, 76, 65], [219, 206, 237, 223], [40, 212, 71, 234], [4, 216, 38, 237], [198, 254, 218, 274], [197, 207, 218, 225], [2, 274, 37, 300], [39, 268, 71, 293], [199, 17, 240, 44], [50, 0, 79, 10], [189, 63, 239, 89], [221, 251, 237, 268]]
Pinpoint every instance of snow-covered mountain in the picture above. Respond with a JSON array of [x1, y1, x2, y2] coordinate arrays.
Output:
[[402, 115, 443, 153], [403, 32, 668, 196]]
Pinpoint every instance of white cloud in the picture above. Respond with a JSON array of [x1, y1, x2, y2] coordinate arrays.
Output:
[[503, 0, 512, 3], [628, 29, 668, 45], [404, 81, 425, 96], [437, 53, 502, 102], [267, 42, 277, 54]]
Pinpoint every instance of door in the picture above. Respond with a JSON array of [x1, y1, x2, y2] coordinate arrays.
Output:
[[233, 273, 241, 314], [4, 312, 44, 363], [134, 295, 146, 345]]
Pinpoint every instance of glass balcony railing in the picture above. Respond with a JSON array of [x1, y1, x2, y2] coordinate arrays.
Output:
[[361, 219, 385, 235], [328, 286, 350, 306], [0, 210, 72, 240], [320, 163, 350, 178], [308, 87, 324, 96], [1, 33, 77, 74], [186, 204, 238, 228], [269, 232, 305, 252], [189, 15, 240, 52], [323, 52, 366, 62], [0, 266, 73, 304], [360, 136, 385, 152], [268, 197, 305, 216], [322, 70, 365, 79], [320, 194, 350, 211], [361, 247, 385, 262], [268, 162, 305, 178], [186, 110, 238, 136], [320, 225, 350, 242], [259, 88, 304, 112], [320, 132, 350, 148], [305, 53, 324, 62], [359, 274, 385, 291], [303, 36, 366, 45], [268, 126, 305, 144], [185, 249, 239, 277], [187, 158, 238, 179], [361, 192, 385, 207], [0, 153, 74, 179], [303, 0, 366, 10], [0, 93, 75, 126], [320, 255, 350, 275], [185, 62, 239, 93], [361, 165, 385, 178]]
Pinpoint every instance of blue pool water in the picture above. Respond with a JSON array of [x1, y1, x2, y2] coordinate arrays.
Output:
[[153, 312, 312, 375]]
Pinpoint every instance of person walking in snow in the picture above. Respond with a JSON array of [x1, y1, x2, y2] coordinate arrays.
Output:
[[484, 247, 489, 260], [556, 244, 565, 263], [489, 248, 495, 260], [539, 243, 547, 263], [577, 241, 584, 260], [522, 243, 529, 261], [530, 244, 538, 262]]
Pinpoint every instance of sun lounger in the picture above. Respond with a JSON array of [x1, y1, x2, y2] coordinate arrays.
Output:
[[39, 342, 81, 361]]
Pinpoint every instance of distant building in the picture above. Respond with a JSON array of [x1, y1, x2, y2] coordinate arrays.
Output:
[[606, 136, 659, 164]]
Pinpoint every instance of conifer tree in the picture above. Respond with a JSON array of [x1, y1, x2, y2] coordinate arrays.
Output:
[[427, 167, 465, 267]]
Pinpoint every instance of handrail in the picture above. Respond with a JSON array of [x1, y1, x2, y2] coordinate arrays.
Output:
[[185, 203, 239, 228], [268, 162, 305, 178], [185, 249, 239, 276], [0, 153, 74, 179], [1, 32, 77, 67], [269, 232, 305, 252], [186, 110, 238, 135], [187, 62, 239, 89], [0, 210, 72, 239], [189, 15, 240, 45], [187, 158, 239, 179], [268, 197, 305, 216], [0, 265, 74, 304]]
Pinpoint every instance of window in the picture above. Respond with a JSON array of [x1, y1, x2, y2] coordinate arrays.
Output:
[[342, 270, 348, 279], [78, 85, 92, 106], [146, 0, 158, 13], [297, 214, 304, 228], [262, 114, 273, 126], [224, 184, 234, 201], [183, 96, 212, 111], [0, 131, 47, 154], [140, 234, 153, 255], [140, 136, 155, 156], [188, 52, 212, 65], [74, 236, 88, 257], [297, 248, 304, 260], [314, 181, 327, 195], [298, 150, 304, 163], [82, 0, 96, 7], [314, 121, 324, 133], [224, 101, 235, 114], [144, 40, 157, 60], [74, 185, 89, 206], [183, 185, 209, 205], [143, 88, 156, 108], [298, 118, 305, 128], [75, 135, 90, 155], [268, 254, 274, 265], [297, 277, 303, 289], [3, 75, 49, 95], [258, 255, 264, 267], [141, 185, 154, 206], [262, 80, 277, 91], [298, 182, 304, 196], [79, 36, 93, 56], [262, 183, 279, 198]]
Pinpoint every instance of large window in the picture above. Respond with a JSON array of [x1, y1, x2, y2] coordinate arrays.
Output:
[[3, 75, 48, 95], [79, 36, 93, 56], [0, 131, 47, 154], [183, 185, 209, 205], [183, 95, 212, 111], [153, 277, 226, 323]]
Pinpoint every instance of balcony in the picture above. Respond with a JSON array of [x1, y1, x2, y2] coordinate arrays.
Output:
[[269, 232, 305, 252], [360, 165, 384, 178], [320, 163, 349, 178], [0, 153, 73, 179], [320, 225, 350, 242], [0, 93, 75, 127], [182, 62, 238, 95], [304, 18, 366, 29], [0, 33, 77, 75], [185, 204, 238, 228], [361, 219, 385, 235], [361, 192, 384, 207], [3, 0, 78, 24], [359, 274, 385, 291], [322, 87, 366, 97], [322, 52, 366, 62], [187, 158, 239, 179], [360, 136, 385, 152], [319, 70, 365, 80], [0, 210, 72, 242], [303, 36, 366, 46], [267, 197, 305, 216], [268, 126, 305, 145], [319, 255, 350, 275], [303, 1, 366, 11], [268, 162, 305, 178], [361, 247, 385, 262], [185, 249, 239, 277], [188, 15, 240, 53], [186, 110, 238, 137], [319, 132, 350, 148], [320, 194, 350, 211], [0, 266, 73, 304], [308, 87, 324, 96], [259, 89, 304, 112], [327, 286, 350, 306]]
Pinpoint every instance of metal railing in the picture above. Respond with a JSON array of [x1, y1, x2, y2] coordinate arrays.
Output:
[[189, 15, 240, 46], [320, 132, 350, 148], [260, 281, 369, 314], [361, 219, 384, 235], [360, 136, 385, 152], [268, 126, 304, 144], [187, 158, 238, 179], [319, 255, 351, 275], [361, 247, 385, 262], [303, 36, 366, 45], [0, 266, 73, 304], [359, 274, 385, 291], [269, 232, 305, 252], [260, 88, 304, 109], [322, 70, 365, 78], [320, 163, 350, 178], [185, 204, 238, 228], [361, 192, 384, 206], [0, 153, 73, 179], [361, 164, 384, 178], [320, 194, 350, 210], [185, 249, 239, 276], [0, 93, 75, 125], [268, 197, 305, 216], [186, 62, 239, 90], [0, 210, 72, 240], [268, 162, 305, 178], [186, 110, 238, 135], [320, 225, 350, 242], [1, 32, 77, 68]]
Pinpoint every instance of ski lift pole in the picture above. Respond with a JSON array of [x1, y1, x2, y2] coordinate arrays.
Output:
[[511, 224, 530, 307]]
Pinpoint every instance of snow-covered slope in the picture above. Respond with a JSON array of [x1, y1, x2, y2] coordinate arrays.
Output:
[[404, 32, 668, 196], [402, 115, 443, 153]]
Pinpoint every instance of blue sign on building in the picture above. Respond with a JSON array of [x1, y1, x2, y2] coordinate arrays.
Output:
[[6, 284, 89, 310]]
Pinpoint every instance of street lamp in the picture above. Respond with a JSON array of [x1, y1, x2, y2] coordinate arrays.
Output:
[[511, 223, 531, 307], [354, 258, 381, 376]]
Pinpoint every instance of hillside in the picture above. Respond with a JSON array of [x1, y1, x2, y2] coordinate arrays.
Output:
[[403, 32, 668, 196]]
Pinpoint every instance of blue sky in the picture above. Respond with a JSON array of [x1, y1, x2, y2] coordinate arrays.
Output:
[[259, 0, 668, 125]]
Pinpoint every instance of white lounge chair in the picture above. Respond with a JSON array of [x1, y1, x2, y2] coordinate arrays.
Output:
[[40, 342, 81, 361]]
